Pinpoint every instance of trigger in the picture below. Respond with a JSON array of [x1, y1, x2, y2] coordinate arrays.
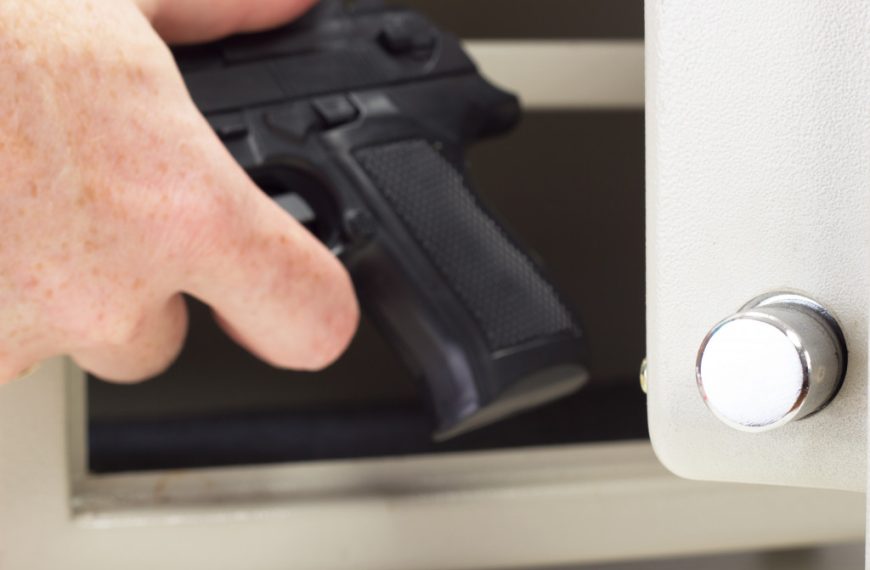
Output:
[[273, 193, 316, 226], [248, 167, 342, 250]]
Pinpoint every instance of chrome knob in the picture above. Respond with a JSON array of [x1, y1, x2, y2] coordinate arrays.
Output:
[[696, 293, 847, 432]]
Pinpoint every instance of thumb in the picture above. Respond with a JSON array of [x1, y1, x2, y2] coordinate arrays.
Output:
[[138, 0, 318, 44]]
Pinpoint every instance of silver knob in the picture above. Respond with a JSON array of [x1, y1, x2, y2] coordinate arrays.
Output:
[[696, 293, 847, 432]]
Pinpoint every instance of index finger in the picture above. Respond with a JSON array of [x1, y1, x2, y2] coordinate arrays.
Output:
[[169, 130, 359, 370]]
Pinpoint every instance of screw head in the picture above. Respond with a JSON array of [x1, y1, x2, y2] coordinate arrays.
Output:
[[639, 358, 648, 394]]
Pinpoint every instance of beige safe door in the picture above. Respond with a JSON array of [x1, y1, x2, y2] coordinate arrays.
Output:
[[645, 0, 870, 491]]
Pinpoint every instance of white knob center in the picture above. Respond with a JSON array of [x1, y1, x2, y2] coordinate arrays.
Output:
[[699, 319, 804, 428]]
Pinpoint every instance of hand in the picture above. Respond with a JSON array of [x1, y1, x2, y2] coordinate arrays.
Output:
[[0, 0, 359, 383]]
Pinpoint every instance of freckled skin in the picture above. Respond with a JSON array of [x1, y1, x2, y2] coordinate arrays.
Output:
[[0, 0, 357, 384]]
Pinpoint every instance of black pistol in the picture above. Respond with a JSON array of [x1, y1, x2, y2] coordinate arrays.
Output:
[[175, 0, 588, 440]]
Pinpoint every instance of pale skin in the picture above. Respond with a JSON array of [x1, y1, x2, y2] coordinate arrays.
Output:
[[0, 0, 360, 383]]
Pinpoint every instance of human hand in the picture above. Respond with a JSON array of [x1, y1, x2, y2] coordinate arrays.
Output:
[[0, 0, 359, 383]]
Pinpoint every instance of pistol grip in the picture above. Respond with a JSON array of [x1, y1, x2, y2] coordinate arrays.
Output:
[[350, 139, 588, 439]]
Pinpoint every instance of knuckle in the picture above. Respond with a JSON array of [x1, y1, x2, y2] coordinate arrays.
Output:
[[116, 134, 242, 266], [161, 179, 247, 267]]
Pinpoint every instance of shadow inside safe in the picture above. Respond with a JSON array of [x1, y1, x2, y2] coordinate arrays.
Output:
[[87, 109, 647, 473]]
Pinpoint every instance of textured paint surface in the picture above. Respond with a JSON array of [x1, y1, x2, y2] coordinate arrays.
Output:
[[646, 1, 870, 491]]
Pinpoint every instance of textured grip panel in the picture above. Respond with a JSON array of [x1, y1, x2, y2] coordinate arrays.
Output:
[[356, 139, 575, 351]]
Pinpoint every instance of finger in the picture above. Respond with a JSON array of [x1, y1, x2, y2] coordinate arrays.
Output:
[[71, 294, 189, 383], [182, 161, 359, 371], [139, 0, 319, 44]]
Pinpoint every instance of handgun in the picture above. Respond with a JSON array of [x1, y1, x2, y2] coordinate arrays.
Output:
[[175, 0, 588, 440]]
